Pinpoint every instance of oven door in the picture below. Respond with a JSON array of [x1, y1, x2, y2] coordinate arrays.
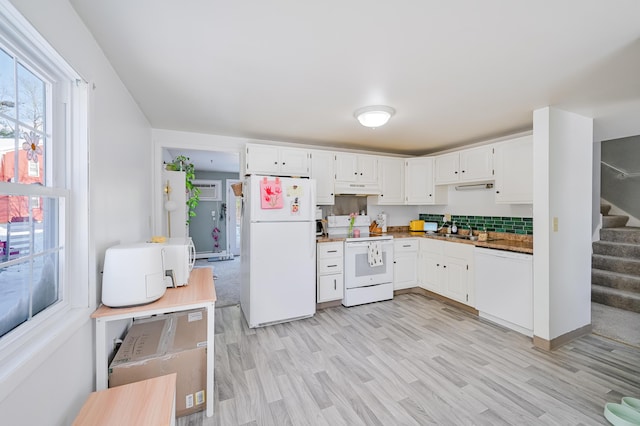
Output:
[[344, 240, 394, 289]]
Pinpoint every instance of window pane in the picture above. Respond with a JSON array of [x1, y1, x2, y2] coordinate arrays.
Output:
[[17, 63, 44, 131], [0, 47, 16, 120], [0, 260, 29, 336], [34, 197, 57, 253], [0, 196, 56, 258], [32, 252, 59, 316], [0, 121, 16, 174], [17, 126, 44, 184]]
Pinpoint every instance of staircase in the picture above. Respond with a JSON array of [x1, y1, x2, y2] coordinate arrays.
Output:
[[591, 202, 640, 313]]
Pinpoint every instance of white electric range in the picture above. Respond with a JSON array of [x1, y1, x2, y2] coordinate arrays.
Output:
[[326, 215, 394, 306]]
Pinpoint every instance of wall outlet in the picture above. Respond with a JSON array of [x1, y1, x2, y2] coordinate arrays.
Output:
[[211, 210, 216, 217], [553, 217, 558, 232]]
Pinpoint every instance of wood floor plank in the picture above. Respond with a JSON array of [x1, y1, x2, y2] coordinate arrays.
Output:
[[179, 294, 640, 425]]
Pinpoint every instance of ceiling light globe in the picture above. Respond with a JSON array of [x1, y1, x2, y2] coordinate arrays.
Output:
[[354, 105, 395, 128]]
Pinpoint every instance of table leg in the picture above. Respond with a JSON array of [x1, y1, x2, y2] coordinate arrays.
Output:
[[95, 318, 108, 390], [206, 302, 215, 417]]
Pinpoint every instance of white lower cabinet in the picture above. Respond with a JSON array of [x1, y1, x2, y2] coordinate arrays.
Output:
[[393, 239, 418, 289], [418, 239, 475, 307], [317, 242, 344, 302]]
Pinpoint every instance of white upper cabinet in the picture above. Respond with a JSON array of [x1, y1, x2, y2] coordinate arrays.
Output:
[[434, 145, 494, 185], [334, 153, 380, 195], [245, 144, 309, 177], [335, 153, 378, 184], [494, 135, 533, 204], [309, 150, 335, 205], [405, 157, 447, 205], [376, 157, 405, 205]]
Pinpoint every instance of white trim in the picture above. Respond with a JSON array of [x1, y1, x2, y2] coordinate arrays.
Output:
[[0, 0, 90, 401]]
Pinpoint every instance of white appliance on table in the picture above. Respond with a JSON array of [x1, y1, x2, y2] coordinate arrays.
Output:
[[162, 237, 196, 287], [327, 215, 394, 307], [475, 247, 533, 336], [240, 175, 317, 328]]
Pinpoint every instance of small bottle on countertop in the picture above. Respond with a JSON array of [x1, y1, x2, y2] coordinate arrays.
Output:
[[451, 222, 457, 234]]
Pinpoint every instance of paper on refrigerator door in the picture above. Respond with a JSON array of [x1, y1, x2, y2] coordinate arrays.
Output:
[[260, 177, 283, 209]]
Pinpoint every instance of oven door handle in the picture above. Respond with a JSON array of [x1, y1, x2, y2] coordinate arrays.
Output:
[[345, 241, 393, 248]]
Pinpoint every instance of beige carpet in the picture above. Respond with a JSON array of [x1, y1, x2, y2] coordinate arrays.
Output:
[[591, 302, 640, 348], [195, 257, 240, 308]]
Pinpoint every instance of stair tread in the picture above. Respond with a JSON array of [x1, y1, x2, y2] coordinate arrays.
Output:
[[594, 240, 640, 248], [592, 284, 640, 299], [592, 268, 640, 280], [602, 226, 640, 231], [592, 253, 640, 263]]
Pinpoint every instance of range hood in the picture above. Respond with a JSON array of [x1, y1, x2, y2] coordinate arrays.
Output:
[[333, 181, 381, 196]]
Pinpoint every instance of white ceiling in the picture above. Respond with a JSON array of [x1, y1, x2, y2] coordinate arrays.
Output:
[[70, 1, 640, 160]]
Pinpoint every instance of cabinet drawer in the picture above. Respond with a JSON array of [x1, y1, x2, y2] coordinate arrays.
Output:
[[317, 242, 343, 258], [318, 258, 343, 274], [394, 239, 418, 252]]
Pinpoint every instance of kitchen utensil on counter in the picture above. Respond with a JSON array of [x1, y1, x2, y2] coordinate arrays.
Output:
[[409, 220, 425, 231]]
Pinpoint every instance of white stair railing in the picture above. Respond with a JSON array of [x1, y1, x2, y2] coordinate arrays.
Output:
[[601, 161, 640, 179]]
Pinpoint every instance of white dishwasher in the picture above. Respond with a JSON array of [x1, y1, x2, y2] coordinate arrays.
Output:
[[475, 247, 533, 337]]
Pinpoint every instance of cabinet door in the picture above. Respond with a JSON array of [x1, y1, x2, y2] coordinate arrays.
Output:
[[419, 239, 444, 293], [494, 136, 533, 204], [377, 157, 404, 204], [420, 251, 444, 293], [434, 152, 460, 184], [335, 153, 358, 182], [393, 254, 418, 290], [406, 157, 435, 204], [310, 150, 335, 205], [318, 274, 343, 302], [444, 242, 475, 306], [245, 144, 279, 175], [459, 145, 494, 182], [280, 148, 309, 176], [443, 256, 469, 304], [358, 155, 378, 183]]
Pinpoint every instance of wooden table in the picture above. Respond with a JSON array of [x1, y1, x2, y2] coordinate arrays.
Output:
[[73, 373, 177, 426], [91, 268, 216, 417]]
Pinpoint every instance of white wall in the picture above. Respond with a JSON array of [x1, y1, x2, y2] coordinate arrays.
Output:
[[1, 0, 152, 424], [533, 107, 592, 342]]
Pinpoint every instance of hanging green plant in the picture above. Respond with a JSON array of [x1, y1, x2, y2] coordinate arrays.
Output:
[[165, 155, 200, 224]]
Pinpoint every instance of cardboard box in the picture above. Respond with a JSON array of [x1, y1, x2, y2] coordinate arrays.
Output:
[[109, 308, 207, 417]]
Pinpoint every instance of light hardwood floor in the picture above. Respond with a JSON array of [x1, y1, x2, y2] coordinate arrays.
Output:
[[179, 293, 640, 425]]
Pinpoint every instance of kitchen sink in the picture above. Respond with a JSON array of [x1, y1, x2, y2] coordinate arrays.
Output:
[[443, 234, 476, 240], [423, 233, 505, 242]]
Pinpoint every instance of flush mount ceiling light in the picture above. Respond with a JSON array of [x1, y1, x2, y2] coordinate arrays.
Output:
[[354, 105, 395, 128]]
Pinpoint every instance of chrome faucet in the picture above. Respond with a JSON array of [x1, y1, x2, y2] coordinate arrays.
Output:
[[467, 224, 473, 236]]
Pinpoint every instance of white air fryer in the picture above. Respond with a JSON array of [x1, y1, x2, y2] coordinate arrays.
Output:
[[102, 243, 167, 307]]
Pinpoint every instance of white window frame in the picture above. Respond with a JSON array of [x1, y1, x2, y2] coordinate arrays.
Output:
[[0, 1, 89, 400]]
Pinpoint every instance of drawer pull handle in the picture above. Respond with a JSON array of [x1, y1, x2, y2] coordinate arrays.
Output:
[[334, 279, 337, 290], [327, 264, 337, 268], [402, 245, 411, 247], [327, 250, 338, 253]]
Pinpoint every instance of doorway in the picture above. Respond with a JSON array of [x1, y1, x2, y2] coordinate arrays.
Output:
[[158, 146, 240, 258]]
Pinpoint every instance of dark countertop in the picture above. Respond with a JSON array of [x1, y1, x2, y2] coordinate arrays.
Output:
[[317, 229, 533, 254]]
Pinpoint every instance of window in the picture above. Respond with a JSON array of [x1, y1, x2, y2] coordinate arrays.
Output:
[[0, 0, 88, 359]]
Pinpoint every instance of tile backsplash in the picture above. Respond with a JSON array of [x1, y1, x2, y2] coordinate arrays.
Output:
[[419, 214, 533, 235]]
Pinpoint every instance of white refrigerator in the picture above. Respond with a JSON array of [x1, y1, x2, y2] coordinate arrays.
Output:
[[240, 175, 317, 328]]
